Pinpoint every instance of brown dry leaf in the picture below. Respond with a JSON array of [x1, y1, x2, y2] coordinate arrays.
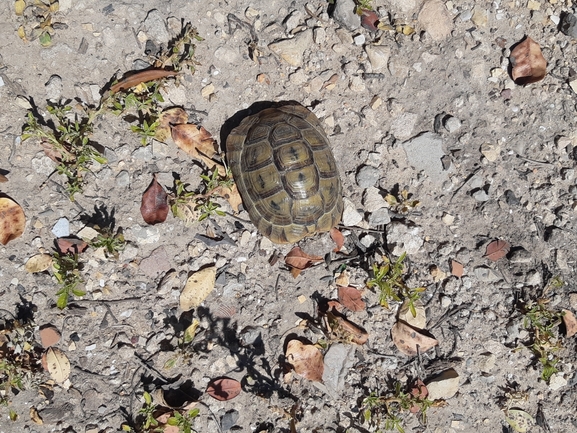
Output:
[[155, 107, 189, 143], [256, 73, 271, 84], [510, 36, 547, 85], [484, 239, 510, 261], [391, 321, 438, 356], [334, 270, 350, 287], [25, 254, 54, 273], [141, 174, 169, 225], [330, 227, 345, 252], [285, 339, 324, 382], [398, 299, 426, 329], [213, 183, 242, 213], [285, 246, 323, 278], [327, 312, 369, 344], [56, 237, 88, 254], [0, 174, 7, 182], [39, 325, 61, 348], [361, 9, 380, 32], [206, 377, 241, 401], [409, 379, 428, 413], [179, 266, 216, 311], [337, 286, 366, 312], [450, 260, 464, 278], [110, 69, 178, 93], [43, 347, 70, 383], [29, 407, 43, 425], [0, 196, 26, 245], [171, 124, 225, 176], [430, 265, 447, 282], [563, 309, 577, 338]]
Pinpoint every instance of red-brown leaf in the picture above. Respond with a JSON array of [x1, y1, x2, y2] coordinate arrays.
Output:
[[285, 246, 323, 278], [206, 377, 241, 401], [338, 286, 366, 312], [110, 69, 178, 93], [510, 36, 547, 85], [330, 227, 345, 252], [450, 260, 463, 278], [484, 240, 510, 261], [141, 174, 168, 225], [361, 9, 380, 32], [56, 237, 88, 254], [409, 379, 428, 413]]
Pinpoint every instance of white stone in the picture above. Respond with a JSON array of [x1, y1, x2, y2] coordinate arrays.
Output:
[[365, 45, 391, 72], [52, 218, 70, 238], [426, 368, 460, 399], [342, 198, 363, 227], [268, 30, 313, 67]]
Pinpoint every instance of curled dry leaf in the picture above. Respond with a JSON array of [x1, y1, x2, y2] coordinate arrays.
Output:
[[0, 196, 26, 245], [25, 254, 54, 273], [510, 36, 547, 85], [43, 347, 70, 383], [285, 246, 323, 278], [141, 174, 169, 225], [29, 407, 43, 425], [562, 309, 577, 338], [398, 299, 426, 329], [334, 270, 350, 287], [337, 286, 366, 312], [505, 408, 534, 433], [285, 339, 324, 382], [484, 239, 510, 261], [391, 321, 438, 356], [179, 266, 216, 311], [330, 227, 345, 252], [109, 69, 178, 94], [155, 107, 189, 143], [213, 183, 242, 213], [39, 325, 61, 348], [327, 311, 369, 344], [171, 124, 226, 176], [206, 377, 242, 401]]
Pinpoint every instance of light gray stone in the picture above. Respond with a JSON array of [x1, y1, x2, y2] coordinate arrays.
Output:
[[356, 165, 380, 188], [387, 221, 423, 255], [402, 132, 447, 185], [342, 198, 363, 227], [52, 217, 70, 238], [332, 0, 361, 31], [362, 186, 387, 212], [214, 46, 240, 64], [443, 116, 462, 133], [368, 208, 391, 227], [391, 112, 418, 140], [284, 10, 303, 33], [418, 0, 454, 41], [425, 368, 460, 399], [474, 266, 499, 282], [472, 189, 489, 202], [365, 45, 391, 72], [142, 9, 170, 44], [561, 13, 577, 38], [322, 344, 356, 397], [116, 170, 130, 187], [45, 75, 63, 101], [268, 30, 313, 67]]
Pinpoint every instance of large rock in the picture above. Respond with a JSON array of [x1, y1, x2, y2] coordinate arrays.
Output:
[[418, 0, 454, 41], [402, 132, 447, 185], [332, 0, 360, 31], [269, 30, 313, 67]]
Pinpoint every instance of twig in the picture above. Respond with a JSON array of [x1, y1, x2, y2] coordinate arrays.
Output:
[[515, 154, 552, 166]]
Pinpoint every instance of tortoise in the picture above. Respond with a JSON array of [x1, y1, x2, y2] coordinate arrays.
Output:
[[226, 102, 343, 244]]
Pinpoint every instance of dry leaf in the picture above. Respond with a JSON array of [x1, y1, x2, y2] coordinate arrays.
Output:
[[155, 107, 189, 142], [15, 0, 26, 15], [206, 377, 241, 401], [506, 408, 534, 433], [43, 347, 70, 383], [213, 183, 242, 213], [398, 299, 426, 329], [361, 9, 380, 32], [337, 286, 366, 312], [110, 69, 178, 93], [183, 319, 200, 344], [430, 265, 447, 282], [141, 174, 169, 225], [450, 260, 463, 278], [484, 239, 510, 261], [409, 379, 428, 413], [563, 309, 577, 338], [29, 407, 43, 425], [326, 311, 369, 344], [0, 196, 26, 245], [56, 237, 88, 254], [285, 246, 323, 278], [179, 266, 216, 311], [334, 270, 350, 287], [39, 325, 61, 348], [330, 227, 345, 252], [25, 254, 53, 273], [285, 339, 324, 382], [510, 36, 547, 85], [0, 174, 7, 183], [391, 321, 438, 356], [171, 124, 225, 176]]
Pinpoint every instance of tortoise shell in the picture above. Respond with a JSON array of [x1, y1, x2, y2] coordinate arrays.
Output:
[[226, 103, 343, 244]]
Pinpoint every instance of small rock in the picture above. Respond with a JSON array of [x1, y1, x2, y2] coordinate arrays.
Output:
[[342, 198, 363, 226], [268, 30, 313, 67], [332, 0, 361, 31], [480, 143, 499, 162], [116, 170, 130, 187], [391, 112, 418, 140], [548, 373, 567, 390], [442, 213, 455, 225], [425, 368, 460, 400], [472, 189, 489, 202], [128, 225, 160, 244], [474, 266, 499, 282], [313, 27, 326, 44], [284, 10, 303, 33], [478, 353, 496, 373], [349, 76, 365, 92], [471, 5, 488, 27], [509, 247, 531, 264], [322, 344, 356, 397], [362, 186, 386, 212], [504, 190, 520, 206], [214, 46, 240, 64], [365, 45, 391, 72], [402, 132, 447, 185], [569, 293, 577, 310], [140, 246, 173, 279], [443, 116, 462, 133], [353, 34, 365, 46], [368, 208, 391, 227], [387, 221, 423, 255], [289, 68, 308, 85], [132, 146, 153, 161], [221, 409, 240, 431], [31, 154, 55, 176], [142, 9, 170, 44], [52, 217, 70, 238], [418, 0, 454, 41], [525, 270, 541, 286], [356, 165, 380, 188], [45, 75, 63, 101]]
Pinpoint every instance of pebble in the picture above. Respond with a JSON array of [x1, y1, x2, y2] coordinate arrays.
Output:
[[335, 28, 354, 44], [473, 266, 499, 282], [356, 165, 380, 188], [443, 116, 462, 133], [426, 368, 460, 399], [548, 373, 567, 390], [353, 34, 365, 46], [31, 154, 55, 176], [214, 46, 240, 64], [509, 247, 531, 264], [391, 112, 418, 140], [142, 9, 170, 44], [472, 189, 489, 202], [45, 75, 63, 101], [285, 10, 303, 33], [387, 221, 423, 255], [289, 68, 307, 85], [128, 225, 160, 244], [569, 293, 577, 310], [480, 143, 499, 162], [349, 76, 365, 92], [365, 44, 391, 72], [402, 132, 447, 185], [362, 186, 386, 212], [368, 208, 391, 227], [116, 170, 130, 187], [52, 217, 70, 238], [341, 198, 363, 227], [478, 353, 496, 373], [322, 344, 356, 397], [313, 27, 326, 44], [418, 0, 454, 41], [221, 409, 240, 431], [132, 145, 153, 161], [268, 30, 313, 67], [471, 6, 488, 27], [525, 270, 541, 286], [332, 0, 361, 31]]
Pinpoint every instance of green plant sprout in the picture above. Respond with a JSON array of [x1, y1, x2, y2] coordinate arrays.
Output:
[[362, 382, 434, 433], [90, 227, 126, 259], [366, 253, 426, 317], [52, 251, 85, 309], [385, 189, 420, 214], [520, 298, 565, 382], [355, 0, 374, 14], [166, 408, 200, 433]]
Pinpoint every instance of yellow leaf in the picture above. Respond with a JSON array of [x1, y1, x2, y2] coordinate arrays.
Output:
[[25, 254, 53, 273], [44, 347, 70, 383], [15, 0, 26, 15], [184, 319, 200, 344], [49, 0, 59, 12], [179, 266, 216, 311]]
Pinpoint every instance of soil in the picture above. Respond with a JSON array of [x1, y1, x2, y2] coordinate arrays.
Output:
[[1, 0, 577, 432]]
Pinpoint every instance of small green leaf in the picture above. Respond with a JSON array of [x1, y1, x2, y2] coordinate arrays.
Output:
[[143, 391, 152, 405], [57, 293, 68, 309], [39, 31, 52, 47]]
